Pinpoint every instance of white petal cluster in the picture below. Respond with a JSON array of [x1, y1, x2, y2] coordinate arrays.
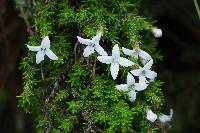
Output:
[[25, 29, 170, 126], [27, 36, 58, 64], [76, 32, 157, 102], [77, 32, 108, 57], [122, 47, 152, 65], [116, 47, 157, 102], [77, 32, 134, 80], [130, 59, 157, 82], [26, 31, 160, 104], [97, 44, 134, 80], [116, 73, 148, 102], [146, 109, 173, 123]]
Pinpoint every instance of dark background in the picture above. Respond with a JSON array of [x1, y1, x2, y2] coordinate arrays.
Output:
[[0, 0, 199, 132]]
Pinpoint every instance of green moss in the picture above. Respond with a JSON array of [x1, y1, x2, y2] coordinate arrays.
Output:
[[16, 0, 166, 132]]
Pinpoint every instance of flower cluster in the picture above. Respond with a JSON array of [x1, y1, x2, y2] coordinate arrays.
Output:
[[26, 27, 174, 124], [26, 30, 160, 102], [146, 109, 173, 123], [116, 59, 157, 102], [26, 29, 162, 103], [77, 31, 157, 103], [26, 27, 162, 64]]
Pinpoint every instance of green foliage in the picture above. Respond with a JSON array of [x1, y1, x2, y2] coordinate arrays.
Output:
[[194, 0, 200, 19], [16, 0, 166, 132], [18, 57, 41, 113]]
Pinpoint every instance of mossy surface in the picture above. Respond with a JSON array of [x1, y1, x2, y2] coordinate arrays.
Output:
[[16, 0, 165, 132]]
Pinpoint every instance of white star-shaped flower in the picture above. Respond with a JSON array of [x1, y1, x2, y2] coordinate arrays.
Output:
[[27, 36, 58, 64], [122, 47, 152, 65], [97, 44, 134, 80], [77, 32, 108, 57], [152, 27, 162, 38], [158, 109, 173, 123], [116, 73, 148, 92], [146, 109, 158, 123], [130, 59, 157, 81]]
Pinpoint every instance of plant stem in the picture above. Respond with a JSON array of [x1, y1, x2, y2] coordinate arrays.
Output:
[[41, 63, 44, 80], [194, 0, 200, 19]]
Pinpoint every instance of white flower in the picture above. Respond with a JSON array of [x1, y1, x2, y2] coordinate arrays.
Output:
[[116, 73, 148, 102], [97, 44, 134, 80], [130, 59, 157, 81], [158, 109, 173, 123], [146, 109, 158, 122], [27, 36, 58, 64], [128, 90, 137, 102], [122, 47, 152, 65], [152, 27, 162, 37], [77, 32, 108, 57], [116, 73, 148, 92], [146, 108, 173, 123]]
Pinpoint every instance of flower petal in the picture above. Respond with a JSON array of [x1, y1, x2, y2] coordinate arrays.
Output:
[[110, 62, 119, 80], [36, 51, 44, 64], [94, 44, 108, 56], [130, 69, 142, 76], [141, 59, 149, 65], [128, 90, 137, 102], [139, 50, 152, 61], [152, 27, 162, 37], [143, 59, 153, 70], [146, 109, 158, 123], [45, 49, 58, 60], [77, 36, 91, 45], [41, 36, 50, 49], [83, 46, 95, 57], [122, 47, 138, 58], [97, 56, 113, 64], [134, 83, 148, 91], [116, 84, 129, 91], [127, 72, 135, 85], [118, 57, 134, 67], [158, 109, 173, 123], [27, 45, 41, 51], [145, 70, 157, 81], [91, 32, 102, 45], [139, 76, 147, 83], [112, 44, 120, 58]]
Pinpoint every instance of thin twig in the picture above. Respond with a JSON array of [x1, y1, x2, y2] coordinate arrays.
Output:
[[73, 42, 78, 62], [50, 81, 58, 98], [87, 58, 90, 71], [92, 57, 97, 76], [41, 63, 44, 80], [43, 97, 53, 133]]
